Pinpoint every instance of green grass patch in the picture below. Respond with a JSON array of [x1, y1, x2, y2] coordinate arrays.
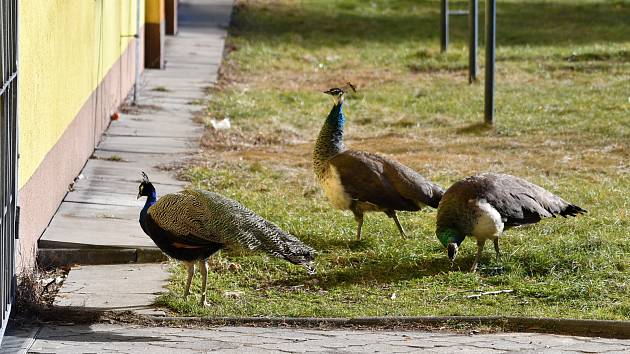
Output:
[[156, 0, 630, 320]]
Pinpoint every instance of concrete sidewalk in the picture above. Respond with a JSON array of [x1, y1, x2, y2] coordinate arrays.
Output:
[[3, 324, 630, 353]]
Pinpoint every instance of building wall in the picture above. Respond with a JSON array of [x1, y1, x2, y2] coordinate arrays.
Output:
[[17, 0, 145, 269]]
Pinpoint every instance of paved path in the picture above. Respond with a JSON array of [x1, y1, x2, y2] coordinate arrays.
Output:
[[3, 324, 630, 353], [52, 264, 169, 315]]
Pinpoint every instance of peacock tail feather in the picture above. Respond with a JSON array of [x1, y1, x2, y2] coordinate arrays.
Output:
[[147, 189, 316, 268]]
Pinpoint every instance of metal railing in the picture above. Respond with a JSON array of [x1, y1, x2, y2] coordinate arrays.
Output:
[[0, 0, 19, 342], [439, 0, 496, 124]]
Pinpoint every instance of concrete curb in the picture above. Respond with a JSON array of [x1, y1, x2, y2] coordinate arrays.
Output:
[[37, 248, 167, 267], [144, 315, 630, 339]]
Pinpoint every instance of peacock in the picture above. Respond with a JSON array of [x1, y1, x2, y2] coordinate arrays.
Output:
[[313, 84, 445, 240], [436, 172, 587, 272], [137, 172, 316, 305]]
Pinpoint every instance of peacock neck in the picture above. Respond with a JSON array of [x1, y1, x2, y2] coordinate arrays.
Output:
[[313, 102, 346, 177], [436, 227, 465, 248], [140, 191, 158, 220]]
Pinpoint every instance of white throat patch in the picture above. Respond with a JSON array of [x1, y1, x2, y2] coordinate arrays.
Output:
[[471, 199, 504, 239]]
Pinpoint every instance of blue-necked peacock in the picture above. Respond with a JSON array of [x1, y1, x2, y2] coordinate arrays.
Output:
[[436, 172, 587, 272], [137, 172, 316, 305], [313, 84, 445, 240]]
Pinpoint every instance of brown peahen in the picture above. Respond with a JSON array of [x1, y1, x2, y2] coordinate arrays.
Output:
[[313, 84, 445, 240], [137, 172, 316, 305], [436, 172, 587, 272]]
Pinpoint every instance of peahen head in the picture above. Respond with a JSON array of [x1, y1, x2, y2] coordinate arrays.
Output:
[[323, 82, 356, 106], [436, 227, 465, 265], [137, 171, 156, 200]]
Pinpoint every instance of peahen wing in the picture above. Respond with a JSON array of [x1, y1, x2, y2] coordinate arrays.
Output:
[[477, 173, 586, 227], [329, 150, 419, 211], [378, 154, 444, 209]]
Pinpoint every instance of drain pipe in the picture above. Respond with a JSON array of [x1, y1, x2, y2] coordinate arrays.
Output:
[[133, 0, 141, 103]]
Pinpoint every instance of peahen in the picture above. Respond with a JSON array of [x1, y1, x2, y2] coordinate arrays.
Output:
[[137, 172, 316, 305], [313, 84, 445, 240], [436, 172, 587, 272]]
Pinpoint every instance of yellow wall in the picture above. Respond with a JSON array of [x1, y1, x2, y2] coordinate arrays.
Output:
[[18, 0, 145, 188]]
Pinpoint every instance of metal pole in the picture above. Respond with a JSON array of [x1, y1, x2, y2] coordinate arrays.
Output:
[[440, 0, 449, 52], [468, 0, 478, 83], [484, 0, 496, 124], [133, 0, 141, 104]]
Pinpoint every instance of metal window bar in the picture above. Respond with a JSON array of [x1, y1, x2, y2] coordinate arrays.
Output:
[[0, 0, 19, 342]]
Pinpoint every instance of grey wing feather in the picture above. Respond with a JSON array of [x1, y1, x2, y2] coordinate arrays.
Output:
[[331, 150, 444, 210], [478, 173, 586, 227], [379, 154, 444, 208]]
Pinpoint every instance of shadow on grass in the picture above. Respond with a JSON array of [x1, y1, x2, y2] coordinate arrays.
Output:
[[456, 122, 495, 135], [269, 254, 460, 290], [232, 1, 630, 49], [297, 232, 380, 252]]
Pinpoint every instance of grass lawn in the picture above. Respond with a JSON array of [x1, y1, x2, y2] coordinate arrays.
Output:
[[156, 0, 630, 319]]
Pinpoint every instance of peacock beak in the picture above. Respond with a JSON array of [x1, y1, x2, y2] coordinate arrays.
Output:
[[137, 192, 141, 199], [304, 262, 316, 275], [447, 242, 458, 261]]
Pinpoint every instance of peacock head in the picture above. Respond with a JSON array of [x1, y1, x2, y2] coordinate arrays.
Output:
[[295, 251, 317, 275], [137, 171, 156, 199], [323, 82, 356, 105], [436, 227, 465, 265]]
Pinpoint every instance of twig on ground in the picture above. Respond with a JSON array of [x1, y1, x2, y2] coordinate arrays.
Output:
[[465, 290, 514, 299], [440, 289, 483, 302]]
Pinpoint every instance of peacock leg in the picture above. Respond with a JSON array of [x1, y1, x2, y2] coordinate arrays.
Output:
[[493, 238, 501, 262], [388, 211, 407, 238], [470, 239, 486, 272], [352, 210, 364, 240], [199, 259, 209, 307], [183, 261, 195, 297]]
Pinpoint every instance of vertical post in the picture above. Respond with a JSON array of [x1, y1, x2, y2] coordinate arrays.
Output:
[[440, 0, 449, 52], [484, 0, 496, 125], [133, 0, 141, 103], [468, 0, 478, 83], [145, 0, 165, 69], [165, 0, 178, 35]]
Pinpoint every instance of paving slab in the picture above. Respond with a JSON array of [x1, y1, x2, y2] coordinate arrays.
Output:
[[3, 325, 630, 353], [52, 264, 170, 315]]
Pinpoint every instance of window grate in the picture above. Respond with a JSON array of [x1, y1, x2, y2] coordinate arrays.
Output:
[[0, 0, 19, 342]]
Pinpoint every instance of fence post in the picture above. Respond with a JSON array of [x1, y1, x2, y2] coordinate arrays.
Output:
[[484, 0, 496, 124], [468, 0, 478, 83], [440, 0, 449, 52]]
